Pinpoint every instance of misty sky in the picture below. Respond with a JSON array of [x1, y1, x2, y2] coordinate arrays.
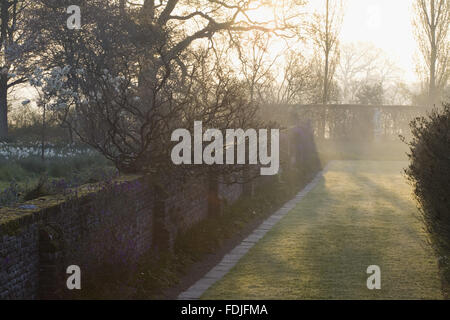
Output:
[[14, 0, 422, 106], [340, 0, 417, 82]]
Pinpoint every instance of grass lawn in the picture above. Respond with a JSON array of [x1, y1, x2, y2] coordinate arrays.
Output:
[[316, 140, 410, 162], [202, 161, 443, 299]]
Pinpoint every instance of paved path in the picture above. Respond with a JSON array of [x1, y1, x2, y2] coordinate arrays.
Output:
[[178, 163, 333, 300], [180, 161, 444, 300]]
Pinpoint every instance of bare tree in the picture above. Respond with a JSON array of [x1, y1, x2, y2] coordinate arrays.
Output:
[[234, 31, 281, 103], [308, 0, 344, 104], [262, 50, 320, 105], [337, 42, 402, 104], [337, 42, 381, 103], [413, 0, 450, 105], [32, 0, 301, 176]]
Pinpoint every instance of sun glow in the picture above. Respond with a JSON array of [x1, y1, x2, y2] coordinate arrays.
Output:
[[339, 0, 417, 82], [246, 4, 277, 24]]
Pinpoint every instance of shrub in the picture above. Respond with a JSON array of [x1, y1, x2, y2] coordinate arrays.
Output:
[[404, 102, 450, 252], [16, 156, 47, 174], [0, 151, 115, 206], [23, 174, 51, 201], [0, 181, 22, 207], [0, 161, 28, 181]]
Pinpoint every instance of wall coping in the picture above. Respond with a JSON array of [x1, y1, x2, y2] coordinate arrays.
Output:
[[0, 174, 143, 235]]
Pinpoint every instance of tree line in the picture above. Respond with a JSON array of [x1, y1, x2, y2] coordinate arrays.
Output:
[[0, 0, 448, 169]]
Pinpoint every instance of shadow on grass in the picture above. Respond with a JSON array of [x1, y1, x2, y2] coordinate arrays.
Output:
[[203, 161, 443, 300]]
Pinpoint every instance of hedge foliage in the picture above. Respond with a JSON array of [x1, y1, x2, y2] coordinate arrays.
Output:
[[405, 103, 450, 252]]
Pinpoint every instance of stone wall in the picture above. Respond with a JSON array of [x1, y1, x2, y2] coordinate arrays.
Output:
[[219, 180, 244, 206], [0, 177, 157, 299], [0, 126, 319, 300], [0, 173, 246, 299], [0, 222, 39, 299]]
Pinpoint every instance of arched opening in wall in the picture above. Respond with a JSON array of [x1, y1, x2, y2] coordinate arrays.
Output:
[[38, 224, 65, 299]]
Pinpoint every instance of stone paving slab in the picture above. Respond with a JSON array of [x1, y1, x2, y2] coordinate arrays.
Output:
[[177, 163, 333, 300]]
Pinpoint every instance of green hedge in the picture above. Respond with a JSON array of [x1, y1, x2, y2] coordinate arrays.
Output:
[[405, 103, 450, 253]]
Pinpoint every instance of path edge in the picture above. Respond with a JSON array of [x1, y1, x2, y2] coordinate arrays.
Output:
[[177, 161, 334, 300]]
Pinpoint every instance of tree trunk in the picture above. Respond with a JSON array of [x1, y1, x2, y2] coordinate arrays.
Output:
[[68, 126, 74, 144], [0, 77, 8, 139], [323, 53, 329, 104], [0, 0, 9, 139], [322, 0, 330, 105], [429, 35, 437, 106], [41, 103, 46, 161], [428, 0, 437, 106]]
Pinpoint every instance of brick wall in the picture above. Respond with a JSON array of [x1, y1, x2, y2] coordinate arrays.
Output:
[[0, 173, 246, 299], [0, 178, 156, 299], [0, 126, 319, 300], [0, 222, 39, 299]]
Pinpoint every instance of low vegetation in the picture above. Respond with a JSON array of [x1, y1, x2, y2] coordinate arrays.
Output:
[[0, 141, 115, 207], [404, 102, 450, 296]]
